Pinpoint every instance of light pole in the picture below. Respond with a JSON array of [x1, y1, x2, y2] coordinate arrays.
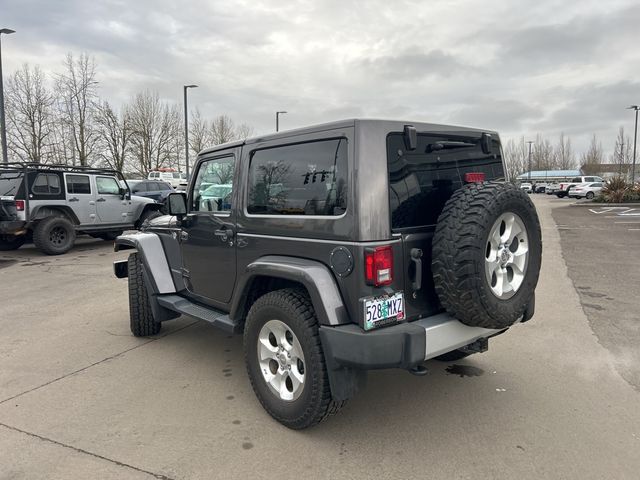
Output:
[[628, 105, 639, 184], [527, 141, 534, 182], [0, 28, 16, 164], [183, 84, 198, 177], [276, 111, 287, 132]]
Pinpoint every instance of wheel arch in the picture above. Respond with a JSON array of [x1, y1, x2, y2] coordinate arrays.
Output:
[[30, 205, 80, 226], [230, 256, 350, 328]]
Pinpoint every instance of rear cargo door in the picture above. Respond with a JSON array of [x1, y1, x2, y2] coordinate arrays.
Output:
[[386, 130, 505, 321]]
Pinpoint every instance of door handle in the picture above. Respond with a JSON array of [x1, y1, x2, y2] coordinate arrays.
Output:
[[214, 227, 233, 242], [68, 197, 79, 202], [410, 248, 423, 291], [96, 198, 106, 202]]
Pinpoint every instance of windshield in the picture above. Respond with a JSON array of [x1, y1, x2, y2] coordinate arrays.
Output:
[[0, 172, 24, 196]]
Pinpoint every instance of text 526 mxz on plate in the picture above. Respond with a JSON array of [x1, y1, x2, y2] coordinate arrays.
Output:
[[113, 119, 542, 429]]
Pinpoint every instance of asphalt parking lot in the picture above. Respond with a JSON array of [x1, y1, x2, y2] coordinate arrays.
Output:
[[2, 196, 640, 479], [553, 200, 640, 391]]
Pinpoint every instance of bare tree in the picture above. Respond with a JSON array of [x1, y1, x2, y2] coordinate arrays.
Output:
[[235, 123, 254, 140], [5, 64, 55, 163], [55, 53, 99, 166], [128, 90, 181, 174], [210, 115, 238, 145], [612, 126, 633, 165], [95, 101, 131, 172], [531, 134, 554, 170], [580, 134, 605, 174], [555, 132, 576, 170], [503, 137, 528, 182], [189, 108, 211, 156]]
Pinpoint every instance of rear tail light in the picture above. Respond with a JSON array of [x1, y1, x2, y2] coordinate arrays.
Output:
[[365, 245, 393, 286], [15, 200, 25, 211], [464, 172, 485, 183]]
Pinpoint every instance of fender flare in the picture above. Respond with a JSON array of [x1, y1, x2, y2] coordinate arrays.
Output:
[[30, 205, 80, 225], [230, 255, 349, 326], [114, 232, 176, 294]]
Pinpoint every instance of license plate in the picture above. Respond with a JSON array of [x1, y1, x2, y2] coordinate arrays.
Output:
[[364, 292, 405, 330]]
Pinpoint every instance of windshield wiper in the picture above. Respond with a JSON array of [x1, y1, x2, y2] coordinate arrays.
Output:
[[426, 141, 476, 153]]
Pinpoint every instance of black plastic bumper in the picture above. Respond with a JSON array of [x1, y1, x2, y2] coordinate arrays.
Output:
[[0, 220, 26, 234], [319, 322, 427, 370]]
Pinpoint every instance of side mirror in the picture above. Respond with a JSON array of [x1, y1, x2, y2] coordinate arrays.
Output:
[[167, 192, 187, 217], [119, 187, 128, 199]]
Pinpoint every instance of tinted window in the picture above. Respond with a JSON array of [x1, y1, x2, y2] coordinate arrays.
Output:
[[96, 176, 121, 195], [66, 175, 91, 194], [585, 177, 595, 182], [32, 173, 60, 195], [247, 138, 348, 216], [192, 156, 235, 212], [158, 182, 172, 191], [0, 173, 23, 196], [387, 131, 504, 229], [131, 182, 146, 193], [571, 177, 582, 182]]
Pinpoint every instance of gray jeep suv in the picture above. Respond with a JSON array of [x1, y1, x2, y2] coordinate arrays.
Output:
[[0, 163, 164, 254], [113, 119, 542, 429]]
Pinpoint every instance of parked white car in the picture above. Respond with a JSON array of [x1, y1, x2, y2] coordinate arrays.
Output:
[[520, 182, 533, 193], [570, 182, 604, 199]]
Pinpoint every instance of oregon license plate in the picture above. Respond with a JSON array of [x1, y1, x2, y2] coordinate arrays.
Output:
[[364, 292, 405, 330]]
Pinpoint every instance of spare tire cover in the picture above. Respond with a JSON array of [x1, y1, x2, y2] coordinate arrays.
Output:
[[431, 182, 542, 329]]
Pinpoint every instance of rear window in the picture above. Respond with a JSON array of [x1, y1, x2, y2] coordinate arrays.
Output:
[[0, 173, 23, 196], [247, 138, 348, 216], [387, 131, 504, 229], [32, 173, 61, 195]]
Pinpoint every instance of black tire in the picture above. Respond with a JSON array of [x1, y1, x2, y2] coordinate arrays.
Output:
[[98, 230, 123, 241], [432, 182, 542, 329], [32, 216, 76, 255], [243, 289, 344, 429], [586, 191, 595, 200], [556, 192, 566, 198], [128, 252, 161, 336], [137, 209, 162, 228], [434, 349, 472, 362], [0, 234, 25, 251]]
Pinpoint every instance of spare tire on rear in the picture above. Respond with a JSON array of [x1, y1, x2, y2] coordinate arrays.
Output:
[[431, 182, 542, 329]]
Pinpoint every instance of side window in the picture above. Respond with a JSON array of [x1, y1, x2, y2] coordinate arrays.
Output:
[[96, 176, 121, 195], [247, 138, 348, 216], [571, 177, 582, 182], [159, 182, 172, 191], [131, 183, 144, 193], [192, 156, 235, 213], [585, 177, 595, 182], [66, 175, 91, 194], [32, 173, 61, 195]]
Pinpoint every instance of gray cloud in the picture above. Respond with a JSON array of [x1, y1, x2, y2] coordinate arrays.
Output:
[[2, 0, 639, 157]]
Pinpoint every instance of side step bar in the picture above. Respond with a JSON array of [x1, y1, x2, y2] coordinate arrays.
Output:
[[156, 294, 237, 333]]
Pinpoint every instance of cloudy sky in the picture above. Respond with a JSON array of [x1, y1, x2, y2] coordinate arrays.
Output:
[[2, 0, 639, 157]]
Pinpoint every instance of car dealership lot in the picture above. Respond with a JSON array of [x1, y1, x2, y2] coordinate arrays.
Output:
[[1, 198, 640, 479]]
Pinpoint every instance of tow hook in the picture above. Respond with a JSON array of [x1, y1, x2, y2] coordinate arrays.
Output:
[[408, 364, 428, 376]]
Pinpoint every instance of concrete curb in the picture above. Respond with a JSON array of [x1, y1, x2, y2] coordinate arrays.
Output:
[[569, 202, 640, 207]]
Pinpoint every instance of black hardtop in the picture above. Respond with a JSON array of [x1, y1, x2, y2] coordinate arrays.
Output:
[[197, 119, 500, 157]]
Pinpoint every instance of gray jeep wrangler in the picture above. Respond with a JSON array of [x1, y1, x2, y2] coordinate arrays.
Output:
[[113, 119, 542, 429], [0, 163, 164, 255]]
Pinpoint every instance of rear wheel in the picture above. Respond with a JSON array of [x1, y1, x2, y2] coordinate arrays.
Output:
[[33, 216, 76, 255], [432, 182, 542, 329], [244, 289, 344, 429], [0, 234, 26, 251], [128, 252, 161, 336], [586, 191, 595, 200]]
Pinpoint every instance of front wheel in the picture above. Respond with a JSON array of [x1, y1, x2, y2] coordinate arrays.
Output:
[[128, 253, 161, 336], [244, 289, 344, 429], [586, 192, 595, 200]]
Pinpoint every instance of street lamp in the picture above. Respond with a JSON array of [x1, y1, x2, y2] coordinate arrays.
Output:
[[628, 105, 639, 184], [0, 28, 16, 164], [527, 141, 534, 182], [275, 111, 287, 132], [183, 84, 198, 177]]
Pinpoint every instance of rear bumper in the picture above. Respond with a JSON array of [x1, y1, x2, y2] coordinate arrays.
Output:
[[0, 220, 26, 234], [319, 313, 503, 370]]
